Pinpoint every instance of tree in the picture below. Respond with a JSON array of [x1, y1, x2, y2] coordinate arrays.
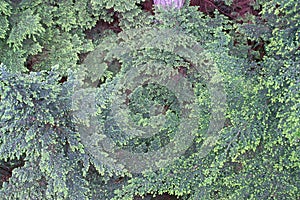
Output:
[[0, 0, 299, 199]]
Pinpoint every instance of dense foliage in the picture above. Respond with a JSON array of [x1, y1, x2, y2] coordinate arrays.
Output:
[[0, 0, 299, 199]]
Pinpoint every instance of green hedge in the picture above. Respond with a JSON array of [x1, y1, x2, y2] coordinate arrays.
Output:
[[0, 0, 299, 199]]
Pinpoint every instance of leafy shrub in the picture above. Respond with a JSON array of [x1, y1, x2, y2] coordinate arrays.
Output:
[[0, 0, 299, 199]]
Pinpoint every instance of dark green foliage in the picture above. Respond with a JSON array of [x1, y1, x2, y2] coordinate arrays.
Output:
[[0, 65, 92, 199], [0, 0, 299, 199]]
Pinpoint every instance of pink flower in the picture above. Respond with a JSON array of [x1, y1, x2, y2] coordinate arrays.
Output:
[[153, 0, 185, 9]]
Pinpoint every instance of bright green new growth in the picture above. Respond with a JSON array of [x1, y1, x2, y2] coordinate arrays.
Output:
[[73, 23, 226, 174], [0, 0, 299, 199]]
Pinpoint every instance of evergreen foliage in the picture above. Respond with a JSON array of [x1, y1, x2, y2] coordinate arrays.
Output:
[[0, 0, 299, 199]]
